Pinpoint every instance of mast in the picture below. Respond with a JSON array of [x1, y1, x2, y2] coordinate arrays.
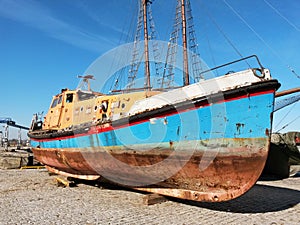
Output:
[[181, 0, 189, 86], [143, 0, 151, 90]]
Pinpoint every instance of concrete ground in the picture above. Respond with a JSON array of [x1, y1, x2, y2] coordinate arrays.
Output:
[[0, 169, 299, 225]]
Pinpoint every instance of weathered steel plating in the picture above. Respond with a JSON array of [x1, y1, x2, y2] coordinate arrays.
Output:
[[33, 136, 269, 202]]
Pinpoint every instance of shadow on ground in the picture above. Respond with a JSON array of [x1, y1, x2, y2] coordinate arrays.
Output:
[[171, 184, 300, 213], [65, 174, 300, 213]]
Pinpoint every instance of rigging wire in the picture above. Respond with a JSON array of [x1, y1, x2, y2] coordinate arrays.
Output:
[[161, 0, 181, 88], [206, 35, 218, 76], [127, 0, 144, 89], [201, 16, 219, 76], [198, 1, 250, 68], [148, 1, 164, 85], [186, 0, 204, 82], [276, 114, 300, 133], [222, 0, 300, 80], [274, 101, 297, 130], [263, 0, 300, 32], [262, 0, 300, 80], [108, 0, 139, 92]]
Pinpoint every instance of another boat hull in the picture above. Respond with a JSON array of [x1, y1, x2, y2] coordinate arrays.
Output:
[[31, 82, 277, 202]]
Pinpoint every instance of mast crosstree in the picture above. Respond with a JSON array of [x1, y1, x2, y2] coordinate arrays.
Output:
[[128, 0, 203, 90]]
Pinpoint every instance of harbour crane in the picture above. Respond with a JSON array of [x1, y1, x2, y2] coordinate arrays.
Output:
[[0, 117, 29, 151]]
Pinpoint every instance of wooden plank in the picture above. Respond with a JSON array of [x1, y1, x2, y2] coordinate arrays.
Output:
[[20, 165, 45, 170], [142, 193, 167, 205]]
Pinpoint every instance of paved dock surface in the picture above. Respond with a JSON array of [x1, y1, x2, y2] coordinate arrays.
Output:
[[0, 169, 299, 225]]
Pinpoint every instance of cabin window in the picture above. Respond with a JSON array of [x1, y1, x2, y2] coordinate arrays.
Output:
[[75, 108, 79, 115], [111, 101, 120, 108], [66, 94, 73, 103], [86, 107, 92, 114], [58, 95, 63, 104], [51, 98, 58, 108], [101, 101, 109, 113]]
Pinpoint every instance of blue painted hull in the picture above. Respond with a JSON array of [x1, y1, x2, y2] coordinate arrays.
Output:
[[31, 92, 274, 149]]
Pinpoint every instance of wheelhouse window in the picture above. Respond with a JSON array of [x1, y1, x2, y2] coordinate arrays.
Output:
[[57, 95, 63, 104], [51, 98, 58, 108], [66, 93, 73, 103]]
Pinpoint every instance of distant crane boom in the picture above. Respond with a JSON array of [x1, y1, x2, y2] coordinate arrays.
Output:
[[0, 117, 13, 123], [0, 117, 29, 130], [0, 117, 29, 150]]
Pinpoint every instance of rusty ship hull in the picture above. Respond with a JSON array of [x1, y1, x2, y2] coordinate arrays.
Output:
[[34, 139, 268, 202], [30, 75, 279, 202]]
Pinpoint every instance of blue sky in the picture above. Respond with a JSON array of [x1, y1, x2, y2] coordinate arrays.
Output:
[[0, 0, 299, 139]]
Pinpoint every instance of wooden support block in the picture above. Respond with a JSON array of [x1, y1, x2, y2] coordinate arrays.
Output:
[[55, 177, 76, 187], [20, 165, 45, 170], [142, 193, 167, 205]]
